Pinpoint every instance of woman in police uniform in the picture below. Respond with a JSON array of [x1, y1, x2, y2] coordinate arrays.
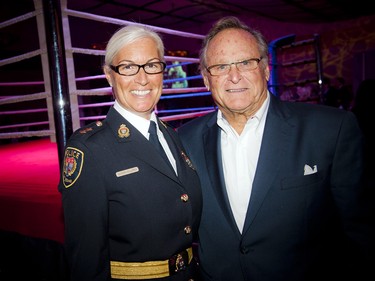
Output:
[[58, 25, 202, 281]]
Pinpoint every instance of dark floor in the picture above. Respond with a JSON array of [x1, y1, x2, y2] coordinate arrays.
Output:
[[0, 230, 69, 281]]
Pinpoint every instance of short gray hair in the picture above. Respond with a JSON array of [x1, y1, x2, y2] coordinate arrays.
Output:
[[104, 25, 165, 66]]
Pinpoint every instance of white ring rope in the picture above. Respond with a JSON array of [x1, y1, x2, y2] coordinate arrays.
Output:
[[78, 109, 216, 123], [0, 92, 49, 105], [0, 11, 40, 29], [0, 130, 55, 139], [64, 9, 205, 40], [68, 47, 200, 64], [0, 49, 45, 67]]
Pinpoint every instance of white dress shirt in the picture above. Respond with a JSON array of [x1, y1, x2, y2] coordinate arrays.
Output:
[[217, 93, 270, 233]]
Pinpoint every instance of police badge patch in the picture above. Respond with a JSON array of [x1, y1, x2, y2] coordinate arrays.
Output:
[[63, 147, 84, 188]]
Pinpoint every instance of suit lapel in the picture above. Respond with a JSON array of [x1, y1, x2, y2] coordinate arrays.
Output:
[[106, 108, 179, 182], [157, 119, 185, 180], [158, 121, 192, 182], [203, 114, 240, 234], [242, 97, 294, 234]]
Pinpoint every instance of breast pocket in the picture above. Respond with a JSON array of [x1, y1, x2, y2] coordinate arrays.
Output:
[[281, 169, 327, 190]]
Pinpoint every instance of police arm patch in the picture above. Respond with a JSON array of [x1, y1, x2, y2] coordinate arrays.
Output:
[[63, 147, 84, 188]]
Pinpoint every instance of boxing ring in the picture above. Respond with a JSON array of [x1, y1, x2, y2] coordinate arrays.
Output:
[[0, 0, 214, 246], [0, 0, 325, 247]]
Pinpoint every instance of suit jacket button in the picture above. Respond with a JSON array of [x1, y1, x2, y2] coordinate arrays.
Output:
[[240, 246, 249, 254], [181, 194, 189, 202], [184, 226, 192, 234]]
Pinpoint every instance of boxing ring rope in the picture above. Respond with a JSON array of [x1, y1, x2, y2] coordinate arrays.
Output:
[[0, 0, 215, 144]]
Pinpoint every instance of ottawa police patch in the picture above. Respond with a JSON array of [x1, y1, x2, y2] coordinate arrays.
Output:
[[63, 147, 84, 188]]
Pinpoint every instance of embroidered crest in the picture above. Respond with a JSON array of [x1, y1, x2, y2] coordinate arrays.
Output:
[[118, 124, 130, 138], [63, 147, 84, 188]]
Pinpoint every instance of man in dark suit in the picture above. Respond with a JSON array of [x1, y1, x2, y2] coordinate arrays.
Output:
[[58, 25, 202, 280], [178, 16, 374, 281]]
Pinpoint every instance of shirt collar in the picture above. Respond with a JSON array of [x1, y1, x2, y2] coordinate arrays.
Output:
[[217, 91, 270, 130], [113, 100, 156, 137]]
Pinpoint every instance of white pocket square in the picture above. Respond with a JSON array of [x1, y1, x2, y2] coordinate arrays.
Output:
[[116, 167, 139, 177], [304, 164, 317, 175]]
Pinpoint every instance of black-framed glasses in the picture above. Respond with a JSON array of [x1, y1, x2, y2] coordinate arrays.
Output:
[[206, 57, 262, 76], [110, 61, 166, 76]]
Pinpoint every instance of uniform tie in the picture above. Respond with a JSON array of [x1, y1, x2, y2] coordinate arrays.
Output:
[[148, 121, 172, 168]]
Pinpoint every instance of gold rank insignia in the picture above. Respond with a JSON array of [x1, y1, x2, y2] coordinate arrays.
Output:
[[181, 151, 195, 170], [118, 124, 130, 138], [63, 147, 84, 188], [79, 127, 92, 134]]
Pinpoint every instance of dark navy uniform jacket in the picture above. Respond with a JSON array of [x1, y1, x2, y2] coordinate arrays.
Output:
[[58, 107, 202, 281]]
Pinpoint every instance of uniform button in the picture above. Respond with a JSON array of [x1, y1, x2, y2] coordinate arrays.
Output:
[[180, 194, 189, 202], [184, 226, 192, 234]]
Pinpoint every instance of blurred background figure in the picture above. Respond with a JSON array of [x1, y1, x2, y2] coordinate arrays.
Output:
[[324, 76, 353, 110], [333, 77, 353, 110]]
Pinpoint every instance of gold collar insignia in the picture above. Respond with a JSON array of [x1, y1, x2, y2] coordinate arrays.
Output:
[[118, 124, 130, 138]]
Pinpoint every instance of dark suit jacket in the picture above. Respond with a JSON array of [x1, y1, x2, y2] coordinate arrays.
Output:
[[178, 94, 374, 281], [58, 107, 202, 280]]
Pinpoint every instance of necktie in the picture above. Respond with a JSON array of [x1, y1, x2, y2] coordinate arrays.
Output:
[[148, 121, 172, 168]]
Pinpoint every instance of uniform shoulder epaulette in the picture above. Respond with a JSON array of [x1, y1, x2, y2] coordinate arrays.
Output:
[[62, 120, 104, 189], [70, 120, 105, 140]]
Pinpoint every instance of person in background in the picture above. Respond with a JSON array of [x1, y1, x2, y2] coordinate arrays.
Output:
[[178, 16, 374, 281], [58, 25, 202, 281], [168, 61, 188, 88]]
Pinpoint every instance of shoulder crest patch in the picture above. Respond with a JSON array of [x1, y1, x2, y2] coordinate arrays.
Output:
[[63, 147, 84, 188]]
